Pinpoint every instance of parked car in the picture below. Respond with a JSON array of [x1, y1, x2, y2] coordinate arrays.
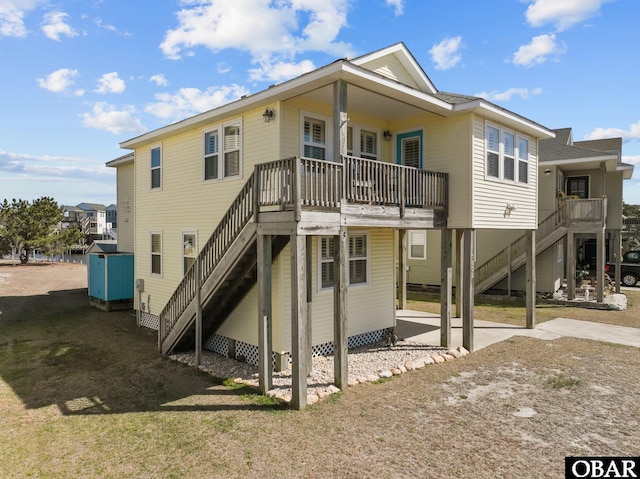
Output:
[[606, 250, 640, 286]]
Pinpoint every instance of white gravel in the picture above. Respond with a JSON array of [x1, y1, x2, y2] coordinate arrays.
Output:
[[171, 339, 460, 403]]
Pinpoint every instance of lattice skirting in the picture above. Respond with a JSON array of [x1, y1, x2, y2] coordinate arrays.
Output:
[[204, 328, 386, 367], [139, 311, 159, 331]]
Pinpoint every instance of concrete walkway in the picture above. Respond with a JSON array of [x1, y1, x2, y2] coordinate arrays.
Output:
[[396, 309, 640, 351]]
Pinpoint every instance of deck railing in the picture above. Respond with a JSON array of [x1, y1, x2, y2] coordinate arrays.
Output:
[[159, 155, 448, 350], [474, 198, 607, 292]]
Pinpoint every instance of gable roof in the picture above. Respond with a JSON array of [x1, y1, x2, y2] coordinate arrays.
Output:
[[119, 43, 553, 152]]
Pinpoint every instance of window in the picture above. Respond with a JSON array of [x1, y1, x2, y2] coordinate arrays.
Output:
[[319, 233, 369, 289], [485, 124, 529, 184], [347, 126, 379, 160], [303, 116, 326, 159], [566, 176, 589, 199], [408, 230, 427, 260], [183, 233, 197, 275], [151, 146, 161, 189], [204, 120, 242, 181], [151, 232, 162, 275]]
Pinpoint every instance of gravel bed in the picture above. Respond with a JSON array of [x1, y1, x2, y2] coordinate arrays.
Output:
[[171, 339, 465, 404]]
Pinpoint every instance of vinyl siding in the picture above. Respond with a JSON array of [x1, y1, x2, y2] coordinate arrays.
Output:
[[133, 108, 280, 317], [116, 162, 135, 253], [472, 116, 538, 229], [357, 55, 420, 89], [606, 171, 624, 230]]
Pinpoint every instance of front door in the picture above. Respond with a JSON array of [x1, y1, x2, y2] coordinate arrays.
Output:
[[396, 130, 423, 169]]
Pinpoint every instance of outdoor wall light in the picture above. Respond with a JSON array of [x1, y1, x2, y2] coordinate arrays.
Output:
[[544, 168, 551, 175], [504, 202, 517, 218], [262, 107, 275, 122], [383, 129, 392, 141]]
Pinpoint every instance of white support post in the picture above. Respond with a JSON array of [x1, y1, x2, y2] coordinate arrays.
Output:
[[195, 260, 202, 366], [398, 229, 407, 310], [597, 227, 605, 302]]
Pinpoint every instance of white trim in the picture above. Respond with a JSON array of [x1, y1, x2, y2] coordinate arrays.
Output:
[[300, 110, 333, 160], [150, 230, 163, 276], [347, 122, 381, 160], [202, 118, 243, 182], [318, 232, 370, 292], [150, 144, 162, 191], [484, 121, 531, 186], [182, 230, 198, 276], [408, 230, 427, 260]]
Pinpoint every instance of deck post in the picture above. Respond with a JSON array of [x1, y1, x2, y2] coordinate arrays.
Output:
[[525, 229, 536, 329], [455, 229, 463, 318], [567, 231, 576, 300], [462, 228, 475, 352], [397, 229, 407, 310], [333, 80, 348, 160], [440, 228, 452, 348], [614, 229, 621, 293], [596, 227, 605, 302], [306, 235, 313, 375], [257, 233, 273, 394], [291, 233, 308, 409], [333, 227, 349, 389], [195, 261, 202, 366]]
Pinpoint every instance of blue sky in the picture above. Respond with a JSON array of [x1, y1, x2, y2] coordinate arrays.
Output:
[[1, 0, 639, 207]]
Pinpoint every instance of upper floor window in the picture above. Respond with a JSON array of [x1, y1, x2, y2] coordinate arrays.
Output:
[[204, 120, 242, 181], [151, 146, 161, 189], [566, 176, 589, 199], [486, 124, 529, 184], [347, 126, 379, 160], [319, 233, 369, 290], [303, 116, 326, 160]]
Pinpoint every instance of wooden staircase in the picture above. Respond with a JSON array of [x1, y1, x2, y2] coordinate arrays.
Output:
[[475, 204, 568, 294], [158, 172, 290, 355]]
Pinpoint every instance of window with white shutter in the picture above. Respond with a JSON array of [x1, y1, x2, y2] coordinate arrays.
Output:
[[203, 119, 242, 181]]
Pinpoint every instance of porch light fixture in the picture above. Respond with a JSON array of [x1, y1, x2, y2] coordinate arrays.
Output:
[[262, 107, 275, 123], [383, 130, 392, 141], [504, 202, 517, 217], [544, 168, 551, 175]]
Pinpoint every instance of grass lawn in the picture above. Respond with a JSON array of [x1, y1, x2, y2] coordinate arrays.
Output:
[[1, 263, 639, 478]]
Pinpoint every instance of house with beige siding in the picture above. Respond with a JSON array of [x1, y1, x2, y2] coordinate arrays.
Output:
[[108, 43, 553, 408], [407, 127, 633, 300]]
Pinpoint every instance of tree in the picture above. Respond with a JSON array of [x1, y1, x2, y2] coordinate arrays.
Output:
[[623, 202, 640, 217], [0, 197, 64, 263]]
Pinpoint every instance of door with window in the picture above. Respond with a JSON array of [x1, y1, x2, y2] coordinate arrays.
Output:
[[566, 176, 589, 199], [396, 131, 423, 169]]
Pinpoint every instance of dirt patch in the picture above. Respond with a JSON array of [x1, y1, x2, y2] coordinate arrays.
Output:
[[0, 260, 639, 478]]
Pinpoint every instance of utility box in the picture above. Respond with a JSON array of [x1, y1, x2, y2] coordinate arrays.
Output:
[[88, 253, 134, 311]]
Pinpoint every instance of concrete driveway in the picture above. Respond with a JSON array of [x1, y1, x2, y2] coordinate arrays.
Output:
[[396, 309, 640, 351]]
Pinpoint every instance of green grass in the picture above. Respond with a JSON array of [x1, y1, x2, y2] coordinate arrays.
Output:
[[545, 374, 582, 389]]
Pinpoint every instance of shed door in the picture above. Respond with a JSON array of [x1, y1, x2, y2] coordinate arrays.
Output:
[[396, 131, 423, 169]]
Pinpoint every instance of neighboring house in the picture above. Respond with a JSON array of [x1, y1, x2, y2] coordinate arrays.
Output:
[[62, 202, 117, 244], [407, 127, 633, 300], [106, 204, 118, 230], [108, 43, 553, 408]]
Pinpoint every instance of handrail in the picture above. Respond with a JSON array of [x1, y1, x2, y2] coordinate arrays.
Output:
[[158, 171, 256, 346], [474, 198, 607, 291], [158, 155, 449, 350]]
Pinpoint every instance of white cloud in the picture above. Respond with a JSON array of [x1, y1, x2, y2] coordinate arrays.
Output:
[[429, 36, 462, 71], [385, 0, 404, 16], [159, 0, 354, 78], [475, 87, 543, 102], [248, 59, 315, 82], [81, 102, 145, 134], [149, 74, 168, 86], [512, 33, 565, 66], [0, 0, 43, 37], [41, 11, 77, 41], [585, 121, 640, 142], [145, 84, 250, 122], [95, 72, 126, 94], [217, 62, 231, 74], [0, 150, 115, 180], [526, 0, 607, 31], [37, 68, 79, 93]]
